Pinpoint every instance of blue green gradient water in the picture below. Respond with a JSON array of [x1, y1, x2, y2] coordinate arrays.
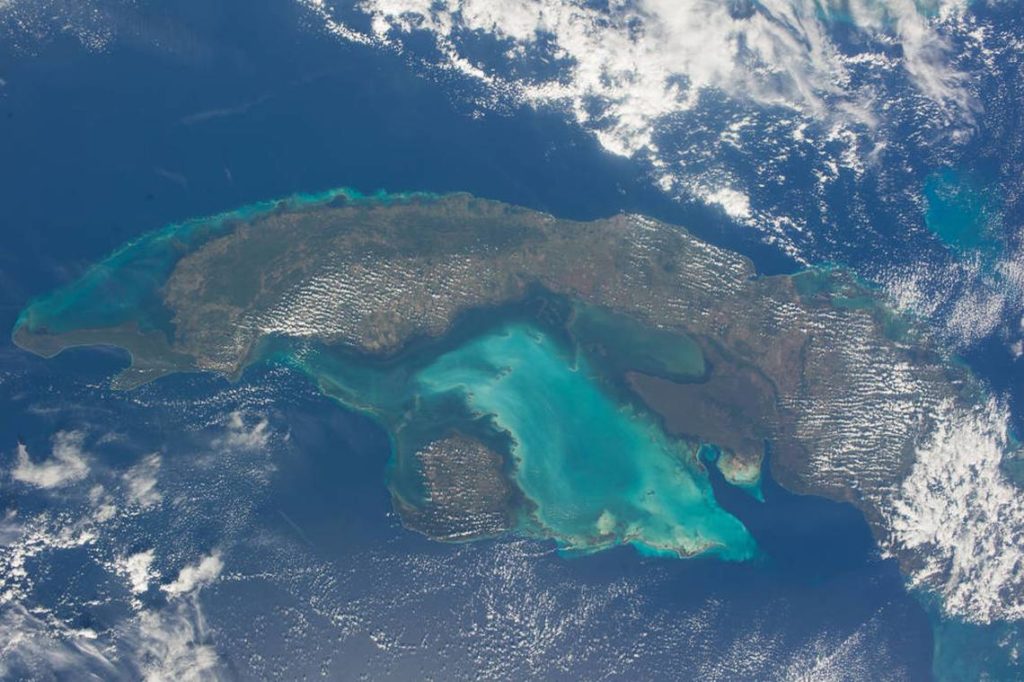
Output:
[[11, 4, 1022, 671], [923, 169, 1000, 252], [15, 187, 436, 338], [417, 323, 756, 560], [10, 180, 990, 675], [14, 179, 757, 562]]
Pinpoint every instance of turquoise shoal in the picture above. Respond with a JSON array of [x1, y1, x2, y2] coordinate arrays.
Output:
[[416, 323, 757, 560]]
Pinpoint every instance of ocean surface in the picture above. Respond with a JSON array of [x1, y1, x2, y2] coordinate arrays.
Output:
[[0, 342, 936, 678], [2, 0, 1021, 678]]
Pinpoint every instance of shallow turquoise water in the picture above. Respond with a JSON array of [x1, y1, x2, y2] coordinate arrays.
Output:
[[923, 169, 999, 252], [15, 187, 437, 337], [17, 196, 280, 336], [417, 323, 757, 560]]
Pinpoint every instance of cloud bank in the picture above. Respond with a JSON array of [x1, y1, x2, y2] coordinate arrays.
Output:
[[888, 399, 1024, 624], [304, 0, 974, 158]]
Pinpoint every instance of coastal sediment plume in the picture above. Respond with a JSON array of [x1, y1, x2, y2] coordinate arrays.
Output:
[[416, 323, 756, 559]]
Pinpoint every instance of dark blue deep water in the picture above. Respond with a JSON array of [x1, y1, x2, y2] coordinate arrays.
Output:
[[0, 344, 936, 678], [0, 0, 789, 333], [3, 0, 1017, 678]]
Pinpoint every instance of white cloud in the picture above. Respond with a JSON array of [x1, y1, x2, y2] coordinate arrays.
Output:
[[0, 507, 101, 611], [0, 604, 118, 679], [11, 431, 89, 489], [160, 551, 224, 598], [296, 0, 982, 245], [888, 399, 1024, 624], [89, 485, 118, 522], [309, 0, 974, 157], [697, 186, 753, 222], [0, 595, 224, 681], [123, 453, 162, 509], [779, 618, 910, 682], [881, 237, 1024, 351], [213, 412, 270, 450], [130, 601, 223, 682], [116, 550, 156, 595]]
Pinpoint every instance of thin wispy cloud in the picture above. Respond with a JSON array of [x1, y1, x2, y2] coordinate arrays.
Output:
[[11, 431, 89, 489], [123, 453, 163, 509], [0, 604, 118, 679], [305, 0, 975, 156], [213, 411, 270, 451], [129, 600, 223, 681]]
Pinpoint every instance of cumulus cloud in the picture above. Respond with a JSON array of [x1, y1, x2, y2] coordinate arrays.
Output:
[[888, 399, 1024, 623], [780, 618, 907, 682], [306, 0, 974, 157], [882, 238, 1024, 351], [160, 551, 224, 598], [11, 431, 89, 489], [123, 453, 163, 509], [297, 0, 984, 248], [213, 411, 270, 450], [116, 550, 156, 595]]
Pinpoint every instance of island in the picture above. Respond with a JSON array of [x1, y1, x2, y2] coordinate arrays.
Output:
[[11, 189, 981, 571]]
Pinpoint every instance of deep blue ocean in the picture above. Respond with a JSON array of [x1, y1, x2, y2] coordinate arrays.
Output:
[[0, 347, 936, 678], [1, 0, 1020, 678]]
